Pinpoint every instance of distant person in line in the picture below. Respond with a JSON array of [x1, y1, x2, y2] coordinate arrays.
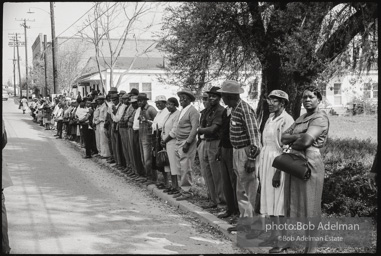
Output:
[[281, 85, 330, 254], [20, 96, 28, 114], [54, 103, 64, 139], [76, 92, 82, 102], [2, 120, 13, 254]]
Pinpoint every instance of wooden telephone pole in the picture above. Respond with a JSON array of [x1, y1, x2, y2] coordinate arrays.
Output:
[[16, 34, 23, 99], [8, 33, 24, 98], [50, 2, 58, 94], [16, 18, 34, 99]]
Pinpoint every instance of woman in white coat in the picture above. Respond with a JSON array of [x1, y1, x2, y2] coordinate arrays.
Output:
[[257, 90, 294, 253]]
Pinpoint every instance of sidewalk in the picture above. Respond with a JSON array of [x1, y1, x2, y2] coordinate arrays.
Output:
[[61, 135, 266, 254]]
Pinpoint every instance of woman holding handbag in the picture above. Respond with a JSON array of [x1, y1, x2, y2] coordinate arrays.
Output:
[[281, 85, 329, 254], [255, 90, 294, 252], [161, 97, 181, 194]]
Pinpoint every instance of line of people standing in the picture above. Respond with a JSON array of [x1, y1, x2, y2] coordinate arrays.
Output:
[[26, 82, 329, 254]]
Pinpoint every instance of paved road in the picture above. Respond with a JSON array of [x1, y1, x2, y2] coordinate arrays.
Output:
[[2, 98, 246, 254]]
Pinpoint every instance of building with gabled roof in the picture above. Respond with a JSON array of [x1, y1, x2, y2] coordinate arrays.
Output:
[[76, 55, 174, 100]]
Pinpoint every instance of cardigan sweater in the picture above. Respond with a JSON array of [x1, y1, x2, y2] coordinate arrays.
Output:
[[172, 105, 200, 144]]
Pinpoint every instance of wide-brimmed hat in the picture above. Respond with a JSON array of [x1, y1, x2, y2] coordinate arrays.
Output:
[[97, 95, 105, 100], [121, 94, 130, 99], [177, 88, 196, 101], [109, 87, 118, 93], [206, 86, 222, 97], [202, 92, 209, 99], [119, 90, 127, 95], [137, 93, 149, 100], [217, 80, 244, 94], [155, 95, 167, 102], [130, 96, 138, 103], [129, 88, 139, 96], [268, 90, 289, 103]]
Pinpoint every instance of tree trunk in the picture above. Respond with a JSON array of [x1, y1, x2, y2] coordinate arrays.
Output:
[[257, 56, 307, 131], [109, 68, 113, 89], [257, 53, 281, 134]]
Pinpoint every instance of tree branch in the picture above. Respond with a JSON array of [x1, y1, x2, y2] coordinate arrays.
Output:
[[316, 2, 377, 63]]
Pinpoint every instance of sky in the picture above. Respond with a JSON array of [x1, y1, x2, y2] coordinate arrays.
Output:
[[2, 2, 176, 85]]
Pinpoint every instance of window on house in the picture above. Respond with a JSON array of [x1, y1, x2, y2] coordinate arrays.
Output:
[[363, 83, 372, 98], [141, 83, 152, 100], [365, 83, 378, 99], [333, 83, 342, 105], [372, 83, 378, 99]]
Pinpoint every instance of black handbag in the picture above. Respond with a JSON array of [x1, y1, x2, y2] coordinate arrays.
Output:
[[272, 149, 311, 180], [156, 149, 169, 167]]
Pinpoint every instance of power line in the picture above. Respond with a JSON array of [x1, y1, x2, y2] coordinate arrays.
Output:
[[56, 2, 119, 48], [56, 3, 97, 38], [39, 2, 119, 55]]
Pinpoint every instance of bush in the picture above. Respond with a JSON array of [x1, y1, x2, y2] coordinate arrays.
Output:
[[349, 97, 377, 115], [321, 138, 377, 217]]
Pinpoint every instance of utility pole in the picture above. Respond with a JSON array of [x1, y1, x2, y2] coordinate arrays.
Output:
[[16, 18, 34, 99], [50, 2, 58, 94], [16, 34, 23, 99], [8, 33, 23, 97], [44, 35, 48, 97], [13, 38, 16, 96]]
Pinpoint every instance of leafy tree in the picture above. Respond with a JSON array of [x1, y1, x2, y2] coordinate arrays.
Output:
[[56, 41, 89, 94], [30, 58, 52, 97], [158, 2, 377, 130]]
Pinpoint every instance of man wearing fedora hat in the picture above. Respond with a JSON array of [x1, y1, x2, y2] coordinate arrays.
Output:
[[218, 80, 261, 222], [110, 93, 126, 169], [105, 88, 119, 164], [197, 86, 227, 209], [123, 89, 140, 176], [94, 95, 111, 159], [92, 97, 101, 153], [128, 95, 146, 180], [137, 93, 158, 185], [86, 99, 99, 156], [117, 93, 132, 172], [171, 88, 200, 201], [197, 92, 211, 197]]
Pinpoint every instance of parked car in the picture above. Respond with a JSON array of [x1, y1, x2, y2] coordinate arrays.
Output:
[[2, 90, 9, 101]]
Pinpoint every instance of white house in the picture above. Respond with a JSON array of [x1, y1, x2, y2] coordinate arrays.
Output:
[[76, 56, 181, 102]]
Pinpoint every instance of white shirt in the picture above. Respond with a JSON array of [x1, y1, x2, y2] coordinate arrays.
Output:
[[56, 108, 64, 120], [152, 107, 170, 133], [30, 101, 37, 108], [112, 103, 127, 122], [107, 101, 114, 114], [76, 107, 89, 121], [132, 107, 141, 130], [52, 104, 60, 116]]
